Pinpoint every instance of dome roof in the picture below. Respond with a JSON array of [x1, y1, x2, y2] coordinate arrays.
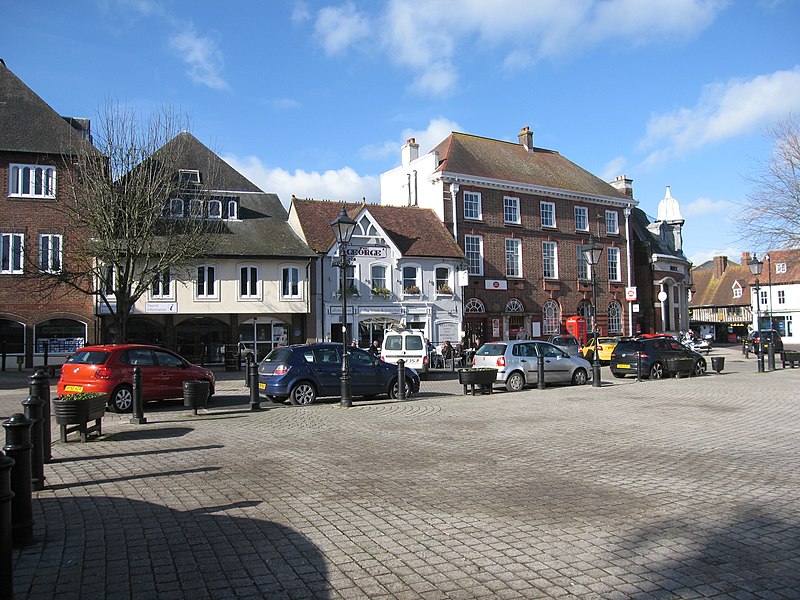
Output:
[[657, 186, 684, 222]]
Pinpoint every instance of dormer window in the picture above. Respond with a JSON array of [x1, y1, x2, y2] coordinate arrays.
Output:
[[179, 169, 201, 186], [169, 198, 184, 218], [226, 199, 239, 220]]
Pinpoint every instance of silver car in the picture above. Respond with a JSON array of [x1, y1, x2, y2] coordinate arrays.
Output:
[[473, 340, 592, 391], [546, 334, 582, 357]]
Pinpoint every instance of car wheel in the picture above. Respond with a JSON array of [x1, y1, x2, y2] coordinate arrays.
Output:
[[571, 368, 588, 386], [693, 359, 707, 376], [109, 385, 133, 413], [505, 371, 525, 392], [288, 382, 316, 405], [390, 379, 411, 399], [649, 362, 665, 380]]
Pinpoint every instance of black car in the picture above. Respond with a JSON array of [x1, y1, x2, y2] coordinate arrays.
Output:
[[744, 330, 784, 355], [610, 335, 707, 379], [257, 343, 420, 405]]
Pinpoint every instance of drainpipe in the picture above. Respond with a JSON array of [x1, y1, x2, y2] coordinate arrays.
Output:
[[406, 173, 412, 206], [413, 170, 418, 206], [624, 207, 633, 336], [449, 181, 460, 240]]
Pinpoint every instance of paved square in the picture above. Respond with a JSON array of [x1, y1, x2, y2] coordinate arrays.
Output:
[[8, 348, 800, 598]]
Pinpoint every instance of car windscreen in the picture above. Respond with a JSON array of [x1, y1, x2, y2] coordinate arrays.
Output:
[[65, 350, 110, 365], [476, 343, 506, 356]]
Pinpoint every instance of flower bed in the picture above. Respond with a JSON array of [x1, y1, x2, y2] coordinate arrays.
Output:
[[53, 392, 106, 442]]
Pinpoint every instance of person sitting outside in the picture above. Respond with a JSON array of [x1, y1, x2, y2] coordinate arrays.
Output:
[[442, 340, 455, 368]]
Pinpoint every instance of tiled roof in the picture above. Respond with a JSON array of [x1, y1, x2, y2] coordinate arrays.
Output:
[[291, 198, 465, 259], [0, 59, 92, 155], [432, 132, 630, 200]]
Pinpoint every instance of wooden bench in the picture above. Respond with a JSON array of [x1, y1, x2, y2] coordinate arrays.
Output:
[[780, 350, 800, 368]]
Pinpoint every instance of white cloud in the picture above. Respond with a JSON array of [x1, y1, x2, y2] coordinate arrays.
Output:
[[314, 3, 370, 56], [169, 28, 230, 90], [684, 197, 733, 217], [600, 156, 628, 182], [688, 246, 742, 266], [291, 1, 311, 23], [641, 68, 800, 158], [223, 154, 380, 208], [359, 117, 461, 162]]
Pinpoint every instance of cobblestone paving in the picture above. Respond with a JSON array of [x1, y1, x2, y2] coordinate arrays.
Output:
[[7, 347, 800, 598]]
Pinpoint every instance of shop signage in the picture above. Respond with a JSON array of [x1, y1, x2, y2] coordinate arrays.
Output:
[[146, 302, 177, 313], [345, 245, 388, 259]]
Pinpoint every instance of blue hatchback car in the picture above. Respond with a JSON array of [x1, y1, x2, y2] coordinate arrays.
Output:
[[257, 343, 421, 405]]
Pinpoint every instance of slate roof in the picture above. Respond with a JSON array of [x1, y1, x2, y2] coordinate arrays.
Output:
[[630, 207, 687, 260], [432, 132, 630, 201], [0, 59, 92, 155], [156, 133, 314, 259], [291, 198, 465, 259]]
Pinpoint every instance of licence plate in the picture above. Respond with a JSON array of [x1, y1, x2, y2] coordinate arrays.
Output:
[[64, 385, 83, 392], [617, 364, 631, 369], [258, 383, 266, 390]]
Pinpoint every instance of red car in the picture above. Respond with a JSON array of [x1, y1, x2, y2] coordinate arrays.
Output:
[[57, 344, 216, 413]]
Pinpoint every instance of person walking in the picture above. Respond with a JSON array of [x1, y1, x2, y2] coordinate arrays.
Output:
[[369, 340, 380, 357]]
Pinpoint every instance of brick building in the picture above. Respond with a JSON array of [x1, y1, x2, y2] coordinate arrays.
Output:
[[0, 60, 97, 367], [380, 127, 638, 345]]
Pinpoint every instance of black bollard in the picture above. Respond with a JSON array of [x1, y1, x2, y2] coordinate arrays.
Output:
[[130, 366, 147, 424], [397, 359, 406, 400], [537, 354, 545, 390], [30, 369, 52, 464], [3, 414, 34, 547], [249, 356, 261, 411], [244, 354, 252, 388], [22, 395, 45, 491], [0, 449, 14, 600], [42, 341, 49, 367], [636, 351, 642, 383]]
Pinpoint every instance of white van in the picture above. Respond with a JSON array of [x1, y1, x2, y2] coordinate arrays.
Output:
[[381, 329, 429, 378]]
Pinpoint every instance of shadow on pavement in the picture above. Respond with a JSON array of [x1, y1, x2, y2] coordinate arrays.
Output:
[[13, 496, 330, 599], [44, 466, 223, 491], [52, 444, 225, 463]]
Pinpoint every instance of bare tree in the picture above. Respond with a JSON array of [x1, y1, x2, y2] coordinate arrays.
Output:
[[737, 116, 800, 250], [51, 101, 217, 342]]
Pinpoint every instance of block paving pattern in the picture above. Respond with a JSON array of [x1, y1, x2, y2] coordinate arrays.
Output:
[[8, 349, 800, 598]]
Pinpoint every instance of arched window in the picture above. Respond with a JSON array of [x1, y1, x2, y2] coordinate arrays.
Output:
[[608, 301, 623, 334], [542, 300, 560, 335], [577, 300, 592, 320], [505, 298, 524, 313], [465, 298, 485, 313]]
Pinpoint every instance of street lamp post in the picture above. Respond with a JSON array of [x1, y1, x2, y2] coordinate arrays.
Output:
[[748, 253, 764, 373], [765, 253, 775, 371], [583, 240, 604, 388], [331, 205, 357, 407]]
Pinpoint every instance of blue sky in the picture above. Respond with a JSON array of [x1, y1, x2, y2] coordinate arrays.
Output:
[[5, 1, 800, 265]]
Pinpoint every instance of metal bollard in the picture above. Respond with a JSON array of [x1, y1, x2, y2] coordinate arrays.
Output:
[[767, 343, 776, 372], [249, 356, 261, 411], [397, 359, 406, 400], [244, 355, 252, 388], [1, 449, 15, 600], [30, 369, 52, 463], [3, 414, 34, 547], [537, 354, 545, 390], [130, 366, 147, 424], [636, 351, 642, 382], [21, 395, 45, 491]]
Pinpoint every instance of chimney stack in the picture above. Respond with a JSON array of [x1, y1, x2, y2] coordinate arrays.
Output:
[[713, 256, 728, 278], [741, 251, 751, 266], [402, 138, 419, 166], [610, 175, 634, 198], [518, 126, 534, 151]]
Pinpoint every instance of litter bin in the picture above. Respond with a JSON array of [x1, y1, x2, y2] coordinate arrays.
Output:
[[183, 380, 210, 414], [710, 356, 725, 373]]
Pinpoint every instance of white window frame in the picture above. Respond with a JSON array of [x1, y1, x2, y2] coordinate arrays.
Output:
[[239, 265, 260, 300], [605, 210, 619, 235], [759, 289, 768, 306], [150, 269, 173, 300], [575, 206, 588, 232], [464, 234, 484, 276], [732, 286, 742, 299], [100, 264, 116, 297], [9, 164, 56, 199], [608, 301, 623, 333], [1, 233, 24, 274], [464, 191, 482, 221], [227, 199, 239, 220], [778, 290, 785, 304], [402, 265, 420, 294], [542, 300, 560, 335], [576, 244, 589, 281], [169, 198, 184, 218], [208, 199, 222, 219], [370, 264, 388, 294], [503, 196, 520, 225], [542, 241, 558, 279], [188, 199, 203, 219], [435, 266, 452, 294], [607, 247, 621, 282], [39, 233, 62, 274], [540, 201, 556, 228], [776, 262, 787, 274], [505, 238, 522, 278], [281, 266, 301, 300], [196, 265, 218, 300]]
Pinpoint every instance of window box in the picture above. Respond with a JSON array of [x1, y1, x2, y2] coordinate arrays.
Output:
[[403, 285, 420, 295], [436, 284, 452, 295], [371, 286, 391, 298]]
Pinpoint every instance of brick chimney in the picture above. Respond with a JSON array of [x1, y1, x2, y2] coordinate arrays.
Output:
[[741, 251, 751, 266], [713, 256, 728, 278], [610, 175, 634, 198], [518, 126, 534, 151], [402, 138, 419, 166]]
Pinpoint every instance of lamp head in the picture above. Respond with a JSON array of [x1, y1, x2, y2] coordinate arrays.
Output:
[[748, 253, 763, 277], [331, 205, 357, 245]]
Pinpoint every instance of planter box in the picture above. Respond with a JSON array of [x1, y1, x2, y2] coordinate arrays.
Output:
[[458, 368, 498, 396], [53, 394, 106, 442]]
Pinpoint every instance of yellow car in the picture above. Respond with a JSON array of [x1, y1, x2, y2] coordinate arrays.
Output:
[[581, 337, 620, 364]]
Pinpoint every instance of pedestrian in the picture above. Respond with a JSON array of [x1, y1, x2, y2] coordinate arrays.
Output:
[[369, 340, 380, 357]]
